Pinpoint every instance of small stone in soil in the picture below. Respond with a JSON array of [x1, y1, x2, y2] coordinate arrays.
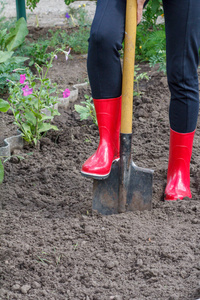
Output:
[[106, 260, 118, 269], [20, 284, 31, 294], [32, 281, 41, 288], [192, 218, 199, 224], [12, 284, 20, 291], [136, 258, 143, 266], [84, 225, 94, 235]]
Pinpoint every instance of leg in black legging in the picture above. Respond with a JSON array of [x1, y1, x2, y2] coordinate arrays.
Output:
[[82, 0, 126, 178], [164, 0, 200, 200], [87, 0, 126, 99], [163, 0, 200, 133]]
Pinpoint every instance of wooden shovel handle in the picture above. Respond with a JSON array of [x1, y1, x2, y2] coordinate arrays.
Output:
[[121, 0, 137, 134]]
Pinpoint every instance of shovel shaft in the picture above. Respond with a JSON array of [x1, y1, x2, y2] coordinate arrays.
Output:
[[119, 0, 137, 212], [121, 0, 137, 134]]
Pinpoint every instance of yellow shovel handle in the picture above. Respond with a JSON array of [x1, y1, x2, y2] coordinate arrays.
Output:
[[121, 0, 137, 134]]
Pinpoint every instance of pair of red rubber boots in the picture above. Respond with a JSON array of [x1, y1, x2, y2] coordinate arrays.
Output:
[[81, 97, 195, 201]]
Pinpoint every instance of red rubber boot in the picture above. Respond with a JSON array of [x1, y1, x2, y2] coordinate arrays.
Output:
[[164, 128, 195, 201], [81, 96, 121, 179]]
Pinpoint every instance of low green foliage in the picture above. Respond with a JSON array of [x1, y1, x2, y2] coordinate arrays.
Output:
[[141, 0, 163, 31], [136, 0, 166, 72], [66, 6, 91, 54], [48, 27, 89, 54], [21, 41, 49, 66], [7, 49, 70, 146], [0, 17, 28, 53], [75, 94, 97, 126], [149, 49, 166, 73], [0, 98, 10, 112], [17, 5, 91, 58], [134, 65, 149, 97], [0, 17, 29, 93], [0, 57, 29, 95], [48, 6, 91, 54], [26, 0, 39, 11], [67, 27, 90, 54], [0, 1, 16, 32], [36, 248, 62, 265], [8, 67, 60, 146]]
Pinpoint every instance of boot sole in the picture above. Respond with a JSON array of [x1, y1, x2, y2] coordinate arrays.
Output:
[[81, 158, 120, 180], [81, 171, 110, 180]]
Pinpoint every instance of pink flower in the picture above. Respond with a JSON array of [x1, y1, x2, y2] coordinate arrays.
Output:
[[63, 88, 70, 98], [22, 85, 33, 96], [20, 74, 26, 84], [54, 54, 58, 60], [65, 48, 71, 61]]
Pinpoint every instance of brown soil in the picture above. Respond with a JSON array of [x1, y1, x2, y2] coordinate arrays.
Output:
[[0, 27, 200, 300]]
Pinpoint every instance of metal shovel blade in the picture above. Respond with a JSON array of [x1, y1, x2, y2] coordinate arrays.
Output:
[[92, 159, 153, 215]]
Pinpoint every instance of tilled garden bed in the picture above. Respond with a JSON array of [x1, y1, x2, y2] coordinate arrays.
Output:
[[0, 51, 200, 300]]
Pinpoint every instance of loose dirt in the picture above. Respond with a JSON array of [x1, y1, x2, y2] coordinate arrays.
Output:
[[0, 27, 200, 300]]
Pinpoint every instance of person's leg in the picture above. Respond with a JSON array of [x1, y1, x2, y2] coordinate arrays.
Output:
[[81, 0, 126, 179], [163, 0, 200, 200], [87, 0, 126, 99]]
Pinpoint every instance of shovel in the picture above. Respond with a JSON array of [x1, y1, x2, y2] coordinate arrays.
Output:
[[92, 0, 154, 215]]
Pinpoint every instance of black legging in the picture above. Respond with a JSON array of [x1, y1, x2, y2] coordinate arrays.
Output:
[[87, 0, 200, 133]]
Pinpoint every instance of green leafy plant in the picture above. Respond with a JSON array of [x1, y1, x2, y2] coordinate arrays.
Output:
[[7, 49, 71, 146], [0, 0, 6, 24], [136, 28, 166, 72], [0, 1, 16, 32], [26, 0, 39, 11], [75, 94, 97, 126], [22, 41, 49, 66], [0, 17, 29, 93], [48, 6, 91, 54], [141, 0, 163, 31], [0, 17, 28, 53], [149, 49, 166, 73], [67, 27, 90, 54], [134, 65, 149, 97], [136, 0, 166, 72], [64, 0, 76, 5], [0, 98, 10, 112], [66, 6, 91, 53], [0, 57, 29, 95], [19, 5, 91, 56], [48, 29, 66, 48]]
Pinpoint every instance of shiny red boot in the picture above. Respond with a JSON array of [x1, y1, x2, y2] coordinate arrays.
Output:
[[164, 128, 195, 201], [81, 96, 121, 179]]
